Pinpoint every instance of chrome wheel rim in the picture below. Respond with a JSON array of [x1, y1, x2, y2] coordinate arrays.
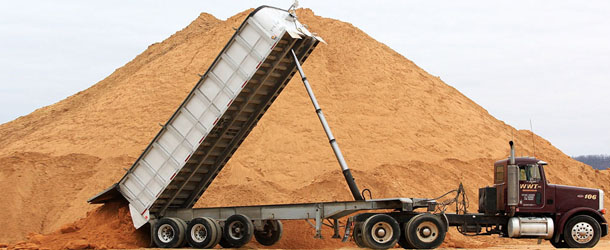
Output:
[[571, 222, 594, 244], [370, 222, 393, 243], [228, 221, 245, 240], [191, 224, 208, 243], [158, 224, 175, 243], [416, 221, 438, 243]]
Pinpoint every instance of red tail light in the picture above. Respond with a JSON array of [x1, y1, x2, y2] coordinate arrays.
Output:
[[601, 208, 606, 214]]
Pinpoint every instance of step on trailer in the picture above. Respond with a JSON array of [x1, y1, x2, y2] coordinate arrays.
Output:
[[90, 5, 607, 249]]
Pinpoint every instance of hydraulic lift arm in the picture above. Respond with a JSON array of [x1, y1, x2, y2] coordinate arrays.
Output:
[[291, 50, 364, 201]]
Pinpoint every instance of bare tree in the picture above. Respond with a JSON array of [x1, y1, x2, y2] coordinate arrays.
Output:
[[573, 154, 610, 170]]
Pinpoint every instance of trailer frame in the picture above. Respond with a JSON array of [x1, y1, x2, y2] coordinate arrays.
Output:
[[161, 197, 437, 239]]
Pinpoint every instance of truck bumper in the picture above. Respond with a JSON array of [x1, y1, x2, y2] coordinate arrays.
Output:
[[602, 223, 608, 237]]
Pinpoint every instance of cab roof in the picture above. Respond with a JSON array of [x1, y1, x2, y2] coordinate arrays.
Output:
[[494, 157, 546, 166]]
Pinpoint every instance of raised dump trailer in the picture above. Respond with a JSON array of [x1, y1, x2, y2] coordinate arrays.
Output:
[[90, 5, 323, 226], [90, 5, 606, 250], [89, 5, 438, 248]]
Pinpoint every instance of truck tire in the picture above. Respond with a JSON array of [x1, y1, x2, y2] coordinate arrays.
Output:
[[398, 223, 416, 249], [186, 217, 219, 248], [360, 214, 400, 249], [563, 215, 601, 248], [254, 220, 283, 246], [404, 214, 446, 249], [153, 217, 186, 248], [352, 222, 368, 248], [222, 214, 254, 248]]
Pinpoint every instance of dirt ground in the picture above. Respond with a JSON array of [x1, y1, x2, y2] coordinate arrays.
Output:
[[456, 240, 610, 249], [132, 240, 610, 250]]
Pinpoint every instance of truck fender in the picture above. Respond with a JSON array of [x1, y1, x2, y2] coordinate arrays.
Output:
[[440, 213, 449, 232], [555, 207, 607, 236]]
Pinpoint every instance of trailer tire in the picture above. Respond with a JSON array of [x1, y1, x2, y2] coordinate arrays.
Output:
[[404, 214, 445, 249], [361, 214, 400, 249], [210, 218, 223, 248], [563, 215, 601, 248], [186, 217, 219, 248], [222, 214, 254, 248], [153, 217, 186, 248], [254, 220, 283, 246], [352, 222, 368, 248], [176, 218, 188, 247], [398, 223, 416, 249], [218, 233, 235, 248]]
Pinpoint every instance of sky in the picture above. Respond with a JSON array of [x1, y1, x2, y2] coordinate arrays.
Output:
[[0, 0, 608, 156]]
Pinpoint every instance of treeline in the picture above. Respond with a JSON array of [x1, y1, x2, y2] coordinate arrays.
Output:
[[573, 154, 610, 170]]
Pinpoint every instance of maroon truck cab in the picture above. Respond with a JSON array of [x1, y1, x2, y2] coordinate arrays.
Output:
[[491, 157, 607, 247]]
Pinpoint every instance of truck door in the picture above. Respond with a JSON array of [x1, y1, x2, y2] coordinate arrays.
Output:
[[493, 164, 506, 211], [518, 164, 545, 210]]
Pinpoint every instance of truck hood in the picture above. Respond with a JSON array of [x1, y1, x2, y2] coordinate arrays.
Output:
[[550, 184, 603, 211]]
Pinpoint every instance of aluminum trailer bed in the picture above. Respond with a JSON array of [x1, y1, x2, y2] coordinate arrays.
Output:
[[89, 6, 323, 228]]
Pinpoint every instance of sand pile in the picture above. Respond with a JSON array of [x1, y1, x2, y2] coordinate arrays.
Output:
[[7, 201, 148, 250], [1, 8, 608, 249]]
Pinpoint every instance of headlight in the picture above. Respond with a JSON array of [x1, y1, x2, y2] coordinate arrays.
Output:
[[600, 189, 604, 211]]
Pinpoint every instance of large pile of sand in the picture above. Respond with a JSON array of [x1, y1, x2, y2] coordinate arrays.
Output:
[[1, 8, 608, 249]]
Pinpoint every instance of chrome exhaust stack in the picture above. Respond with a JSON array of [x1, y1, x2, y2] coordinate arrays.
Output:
[[507, 141, 519, 215]]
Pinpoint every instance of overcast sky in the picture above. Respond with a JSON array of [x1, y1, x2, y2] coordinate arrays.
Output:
[[1, 1, 608, 156]]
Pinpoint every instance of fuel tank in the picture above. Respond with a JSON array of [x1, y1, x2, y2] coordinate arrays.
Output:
[[508, 217, 554, 239]]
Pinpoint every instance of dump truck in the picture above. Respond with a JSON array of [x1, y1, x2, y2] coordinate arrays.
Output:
[[89, 5, 607, 249]]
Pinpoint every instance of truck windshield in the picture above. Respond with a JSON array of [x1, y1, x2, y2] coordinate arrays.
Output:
[[519, 164, 541, 181]]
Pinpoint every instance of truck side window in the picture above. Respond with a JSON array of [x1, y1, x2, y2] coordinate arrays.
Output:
[[520, 169, 527, 181], [518, 164, 541, 181], [495, 165, 504, 184], [528, 164, 541, 181]]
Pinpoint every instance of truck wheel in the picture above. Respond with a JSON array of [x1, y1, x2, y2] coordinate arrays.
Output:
[[404, 214, 446, 249], [563, 215, 601, 248], [222, 214, 254, 248], [398, 223, 416, 249], [153, 217, 186, 248], [254, 220, 283, 246], [186, 217, 219, 248], [361, 214, 400, 249], [352, 222, 368, 248]]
